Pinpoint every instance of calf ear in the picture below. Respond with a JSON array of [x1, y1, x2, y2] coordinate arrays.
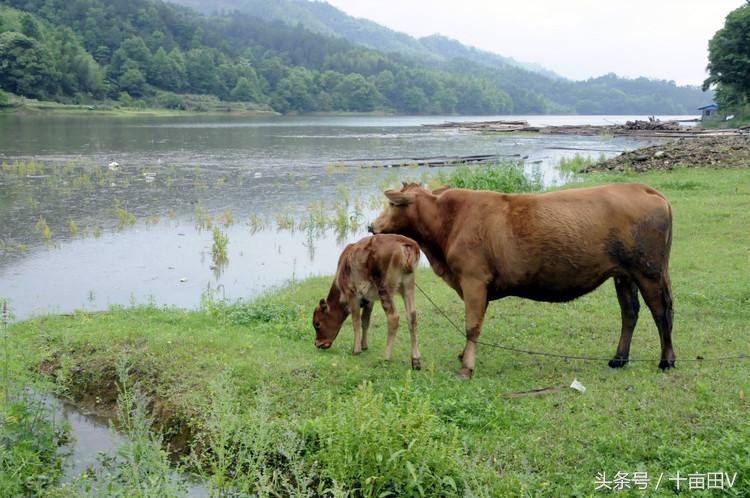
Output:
[[384, 189, 415, 206], [432, 185, 451, 195], [319, 298, 328, 312]]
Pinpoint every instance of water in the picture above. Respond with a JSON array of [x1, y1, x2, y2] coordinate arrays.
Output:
[[0, 114, 694, 319], [44, 394, 207, 496]]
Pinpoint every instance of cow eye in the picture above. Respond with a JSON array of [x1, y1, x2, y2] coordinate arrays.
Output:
[[388, 201, 395, 207], [314, 321, 320, 329]]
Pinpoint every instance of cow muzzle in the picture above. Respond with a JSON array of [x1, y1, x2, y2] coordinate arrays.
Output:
[[315, 341, 331, 349], [367, 224, 375, 234]]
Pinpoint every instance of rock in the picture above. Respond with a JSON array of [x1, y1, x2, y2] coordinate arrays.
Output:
[[654, 151, 666, 158]]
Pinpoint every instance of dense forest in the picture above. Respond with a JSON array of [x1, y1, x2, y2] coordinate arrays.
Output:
[[0, 0, 708, 114]]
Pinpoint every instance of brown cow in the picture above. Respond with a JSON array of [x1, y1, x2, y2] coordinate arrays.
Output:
[[370, 182, 674, 379], [313, 234, 422, 369]]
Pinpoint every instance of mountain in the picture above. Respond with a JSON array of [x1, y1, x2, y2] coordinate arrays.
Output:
[[0, 0, 706, 115], [171, 0, 562, 78]]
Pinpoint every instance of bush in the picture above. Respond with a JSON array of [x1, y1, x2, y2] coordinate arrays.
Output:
[[306, 381, 465, 497], [439, 161, 543, 193]]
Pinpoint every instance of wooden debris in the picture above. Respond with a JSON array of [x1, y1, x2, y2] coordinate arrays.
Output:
[[333, 154, 522, 169], [424, 119, 749, 138]]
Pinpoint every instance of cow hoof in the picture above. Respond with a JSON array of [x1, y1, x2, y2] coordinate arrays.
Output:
[[411, 358, 421, 370], [658, 359, 675, 371], [352, 349, 362, 356], [608, 357, 629, 369], [361, 345, 368, 351], [455, 368, 473, 380]]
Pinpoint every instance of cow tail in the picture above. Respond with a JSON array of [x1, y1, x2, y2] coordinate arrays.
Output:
[[401, 242, 420, 274]]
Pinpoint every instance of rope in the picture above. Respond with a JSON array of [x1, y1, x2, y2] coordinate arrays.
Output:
[[415, 281, 749, 363]]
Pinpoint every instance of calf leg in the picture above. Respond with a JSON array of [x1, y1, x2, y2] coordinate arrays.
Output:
[[349, 298, 363, 355], [636, 272, 675, 370], [609, 276, 640, 368], [360, 300, 373, 351], [379, 290, 400, 361], [401, 278, 420, 370], [457, 279, 488, 380]]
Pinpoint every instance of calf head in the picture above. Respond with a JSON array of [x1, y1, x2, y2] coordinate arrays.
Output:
[[312, 298, 346, 349], [370, 182, 428, 236]]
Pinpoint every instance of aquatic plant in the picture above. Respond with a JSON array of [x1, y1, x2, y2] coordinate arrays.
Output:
[[34, 216, 52, 242], [275, 213, 295, 230], [219, 209, 235, 227], [68, 219, 78, 237], [212, 227, 229, 265], [115, 205, 136, 230], [194, 203, 213, 230], [247, 213, 267, 234]]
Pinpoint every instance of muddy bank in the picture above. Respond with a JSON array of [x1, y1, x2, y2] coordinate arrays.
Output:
[[583, 135, 750, 172]]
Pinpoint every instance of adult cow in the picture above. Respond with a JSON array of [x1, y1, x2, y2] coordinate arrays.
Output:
[[369, 182, 674, 379]]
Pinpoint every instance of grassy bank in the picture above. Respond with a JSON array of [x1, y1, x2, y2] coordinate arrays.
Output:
[[0, 93, 278, 118], [4, 167, 750, 496]]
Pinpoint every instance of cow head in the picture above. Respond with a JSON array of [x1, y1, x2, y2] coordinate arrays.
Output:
[[369, 182, 427, 235], [312, 298, 346, 349]]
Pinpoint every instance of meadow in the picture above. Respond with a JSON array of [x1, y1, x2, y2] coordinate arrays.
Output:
[[2, 166, 749, 496]]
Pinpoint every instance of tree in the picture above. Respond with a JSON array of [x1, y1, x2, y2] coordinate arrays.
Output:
[[0, 89, 9, 105], [20, 13, 41, 40], [703, 3, 750, 106], [230, 77, 261, 102], [0, 31, 54, 99], [332, 73, 382, 111], [118, 61, 147, 96], [148, 47, 184, 91]]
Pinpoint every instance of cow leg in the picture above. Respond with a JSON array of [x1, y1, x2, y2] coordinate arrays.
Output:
[[349, 298, 363, 355], [380, 291, 399, 361], [401, 278, 420, 370], [637, 272, 675, 370], [609, 276, 640, 368], [360, 300, 373, 351], [457, 279, 488, 380]]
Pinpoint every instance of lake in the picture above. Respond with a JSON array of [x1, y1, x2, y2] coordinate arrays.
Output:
[[0, 114, 692, 319]]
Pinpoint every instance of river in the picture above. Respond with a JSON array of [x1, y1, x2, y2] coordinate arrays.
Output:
[[0, 113, 693, 319]]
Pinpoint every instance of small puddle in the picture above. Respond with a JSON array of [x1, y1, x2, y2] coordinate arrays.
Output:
[[47, 395, 208, 496]]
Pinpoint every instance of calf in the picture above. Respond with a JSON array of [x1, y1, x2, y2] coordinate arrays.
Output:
[[313, 234, 422, 369], [370, 182, 674, 379]]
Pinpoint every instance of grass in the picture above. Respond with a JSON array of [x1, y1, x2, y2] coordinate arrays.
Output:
[[4, 167, 750, 496], [211, 227, 229, 267], [435, 161, 543, 193], [557, 153, 606, 173]]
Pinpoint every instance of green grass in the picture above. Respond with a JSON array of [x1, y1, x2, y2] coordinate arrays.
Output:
[[5, 168, 750, 496], [435, 161, 543, 193]]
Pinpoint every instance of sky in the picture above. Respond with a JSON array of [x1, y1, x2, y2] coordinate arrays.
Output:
[[324, 0, 746, 86]]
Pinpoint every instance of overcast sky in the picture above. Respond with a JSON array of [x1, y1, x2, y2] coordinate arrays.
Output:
[[324, 0, 745, 86]]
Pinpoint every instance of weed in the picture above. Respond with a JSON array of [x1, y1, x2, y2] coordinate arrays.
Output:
[[68, 219, 78, 237], [247, 213, 267, 234], [557, 153, 602, 173]]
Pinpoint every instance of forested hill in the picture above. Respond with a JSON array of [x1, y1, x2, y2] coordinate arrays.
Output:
[[0, 0, 707, 114], [173, 0, 560, 78]]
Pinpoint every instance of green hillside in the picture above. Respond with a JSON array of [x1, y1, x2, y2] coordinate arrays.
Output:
[[0, 0, 708, 114]]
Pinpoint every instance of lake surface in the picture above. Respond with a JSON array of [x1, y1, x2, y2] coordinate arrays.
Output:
[[0, 114, 693, 319]]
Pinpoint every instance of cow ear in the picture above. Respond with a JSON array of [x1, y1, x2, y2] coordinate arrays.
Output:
[[319, 298, 328, 312], [432, 185, 450, 195], [384, 189, 415, 206]]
